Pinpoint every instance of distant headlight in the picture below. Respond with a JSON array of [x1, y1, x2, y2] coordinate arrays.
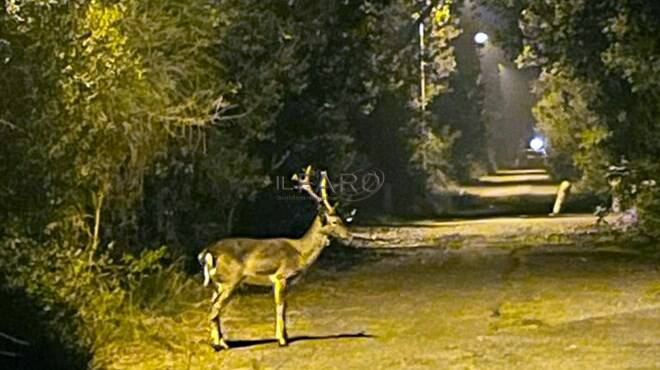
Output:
[[530, 137, 545, 152]]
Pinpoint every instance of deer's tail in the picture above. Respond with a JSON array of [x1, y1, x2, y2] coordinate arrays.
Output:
[[198, 250, 216, 287]]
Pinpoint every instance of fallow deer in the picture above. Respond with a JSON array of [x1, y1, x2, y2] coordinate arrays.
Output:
[[197, 166, 354, 351]]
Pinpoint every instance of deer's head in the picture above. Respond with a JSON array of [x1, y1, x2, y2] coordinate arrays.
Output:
[[320, 208, 354, 241], [293, 166, 355, 243]]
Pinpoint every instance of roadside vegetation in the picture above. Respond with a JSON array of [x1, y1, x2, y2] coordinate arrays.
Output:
[[477, 0, 660, 237]]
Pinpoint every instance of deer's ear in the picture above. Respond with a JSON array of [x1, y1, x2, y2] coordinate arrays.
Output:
[[197, 251, 206, 267], [320, 212, 329, 226]]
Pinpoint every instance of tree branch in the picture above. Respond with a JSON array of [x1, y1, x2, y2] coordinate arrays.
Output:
[[0, 331, 30, 346], [0, 118, 22, 132]]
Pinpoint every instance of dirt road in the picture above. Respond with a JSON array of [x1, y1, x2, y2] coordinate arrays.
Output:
[[96, 169, 659, 369], [98, 241, 659, 370]]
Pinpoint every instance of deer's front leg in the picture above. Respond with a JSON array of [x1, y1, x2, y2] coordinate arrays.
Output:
[[208, 283, 235, 351], [270, 275, 288, 346]]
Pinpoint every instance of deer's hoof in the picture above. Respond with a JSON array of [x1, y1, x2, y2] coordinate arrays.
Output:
[[277, 338, 288, 347], [211, 339, 230, 352]]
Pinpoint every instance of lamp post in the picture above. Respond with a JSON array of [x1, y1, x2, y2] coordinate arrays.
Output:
[[418, 1, 431, 111]]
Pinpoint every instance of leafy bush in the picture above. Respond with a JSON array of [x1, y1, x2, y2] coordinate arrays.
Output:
[[0, 216, 167, 351], [406, 114, 459, 195], [532, 66, 611, 190]]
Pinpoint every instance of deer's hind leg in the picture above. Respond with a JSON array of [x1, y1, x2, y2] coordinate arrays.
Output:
[[209, 281, 239, 351], [269, 274, 288, 346]]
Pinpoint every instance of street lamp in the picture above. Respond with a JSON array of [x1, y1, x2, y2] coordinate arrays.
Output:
[[474, 32, 489, 45], [530, 137, 545, 152]]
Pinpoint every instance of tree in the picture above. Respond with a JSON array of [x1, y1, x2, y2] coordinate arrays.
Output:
[[432, 0, 489, 181], [0, 0, 248, 350]]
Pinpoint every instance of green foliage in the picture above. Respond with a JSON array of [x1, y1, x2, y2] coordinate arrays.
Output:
[[636, 186, 660, 239], [478, 0, 660, 235], [406, 113, 460, 194], [532, 66, 611, 188], [213, 0, 372, 174], [0, 0, 228, 354], [424, 2, 461, 102], [127, 260, 202, 315], [433, 0, 489, 180], [624, 162, 660, 239], [601, 3, 660, 94], [0, 217, 167, 350], [358, 0, 461, 202]]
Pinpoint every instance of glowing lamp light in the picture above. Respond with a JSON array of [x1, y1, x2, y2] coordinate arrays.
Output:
[[474, 32, 489, 45], [530, 137, 545, 152]]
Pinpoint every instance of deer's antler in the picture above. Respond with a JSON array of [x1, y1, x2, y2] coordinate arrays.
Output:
[[319, 171, 337, 215], [292, 166, 323, 203], [292, 167, 338, 215], [292, 166, 340, 216]]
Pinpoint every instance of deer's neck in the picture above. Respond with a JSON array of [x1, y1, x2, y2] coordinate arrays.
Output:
[[294, 214, 329, 265]]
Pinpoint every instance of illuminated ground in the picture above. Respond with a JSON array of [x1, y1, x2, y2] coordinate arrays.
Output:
[[349, 214, 608, 248], [462, 169, 557, 198], [461, 184, 559, 198], [98, 242, 659, 370], [96, 169, 659, 369]]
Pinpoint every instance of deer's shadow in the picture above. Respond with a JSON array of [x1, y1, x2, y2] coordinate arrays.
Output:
[[224, 332, 373, 349]]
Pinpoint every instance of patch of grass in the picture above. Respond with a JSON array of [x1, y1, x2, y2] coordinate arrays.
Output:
[[128, 260, 205, 316]]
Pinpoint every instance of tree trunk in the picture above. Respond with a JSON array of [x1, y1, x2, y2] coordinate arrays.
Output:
[[89, 190, 104, 265]]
